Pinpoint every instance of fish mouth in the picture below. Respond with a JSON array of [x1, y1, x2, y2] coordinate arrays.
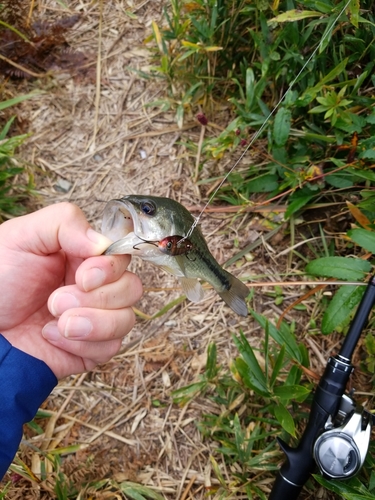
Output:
[[101, 199, 159, 256], [101, 199, 140, 255], [101, 199, 135, 242]]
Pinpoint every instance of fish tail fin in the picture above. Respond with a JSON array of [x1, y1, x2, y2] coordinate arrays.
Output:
[[217, 273, 249, 316]]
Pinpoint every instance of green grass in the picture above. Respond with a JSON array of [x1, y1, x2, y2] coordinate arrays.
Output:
[[148, 0, 375, 218], [0, 93, 41, 221], [0, 116, 34, 221]]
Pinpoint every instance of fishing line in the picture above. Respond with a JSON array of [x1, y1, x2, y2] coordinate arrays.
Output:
[[184, 0, 352, 239]]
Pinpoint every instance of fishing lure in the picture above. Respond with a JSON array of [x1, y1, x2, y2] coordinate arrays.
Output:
[[132, 234, 194, 257], [158, 235, 194, 256]]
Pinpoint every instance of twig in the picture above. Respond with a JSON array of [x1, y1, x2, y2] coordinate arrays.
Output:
[[91, 0, 103, 150], [194, 125, 205, 182], [0, 53, 45, 78], [26, 0, 36, 28], [180, 474, 197, 500]]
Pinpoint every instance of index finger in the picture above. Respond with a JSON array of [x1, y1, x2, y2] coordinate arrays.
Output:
[[75, 254, 132, 292]]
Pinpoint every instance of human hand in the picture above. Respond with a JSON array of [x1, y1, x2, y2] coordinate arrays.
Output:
[[0, 202, 142, 379]]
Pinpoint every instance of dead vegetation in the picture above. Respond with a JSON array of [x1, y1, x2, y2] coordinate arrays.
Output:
[[0, 0, 94, 81]]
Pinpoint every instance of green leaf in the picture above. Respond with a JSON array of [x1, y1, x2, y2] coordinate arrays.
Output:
[[305, 257, 371, 281], [210, 456, 227, 487], [273, 107, 291, 147], [348, 228, 375, 252], [319, 14, 337, 54], [273, 403, 295, 436], [365, 332, 375, 355], [245, 173, 279, 193], [313, 475, 375, 500], [274, 384, 311, 404], [0, 92, 42, 111], [299, 59, 348, 104], [270, 345, 285, 388], [233, 413, 247, 461], [347, 0, 360, 28], [366, 112, 375, 124], [245, 68, 255, 110], [369, 470, 375, 491], [322, 285, 365, 334], [285, 190, 315, 218], [175, 104, 184, 129], [359, 149, 375, 160], [286, 365, 303, 386], [206, 342, 218, 379], [233, 331, 269, 395], [171, 381, 207, 405], [347, 167, 375, 182], [298, 343, 310, 368], [251, 312, 303, 364], [269, 9, 322, 23], [0, 20, 30, 42], [325, 174, 354, 188], [0, 117, 16, 141], [26, 420, 44, 435], [119, 481, 164, 500]]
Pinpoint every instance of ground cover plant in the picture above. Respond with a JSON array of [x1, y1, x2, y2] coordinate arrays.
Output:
[[0, 96, 38, 221], [146, 0, 375, 498], [149, 0, 375, 217]]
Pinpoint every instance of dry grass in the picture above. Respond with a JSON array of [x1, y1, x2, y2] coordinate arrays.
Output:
[[0, 1, 364, 499]]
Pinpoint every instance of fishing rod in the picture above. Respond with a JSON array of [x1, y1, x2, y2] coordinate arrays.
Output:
[[269, 274, 375, 500]]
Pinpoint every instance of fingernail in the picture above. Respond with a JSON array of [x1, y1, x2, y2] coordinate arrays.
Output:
[[64, 316, 93, 339], [51, 292, 79, 316], [82, 267, 105, 291], [42, 323, 61, 341]]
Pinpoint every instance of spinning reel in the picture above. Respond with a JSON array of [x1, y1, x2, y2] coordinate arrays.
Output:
[[269, 276, 375, 499], [313, 393, 373, 480]]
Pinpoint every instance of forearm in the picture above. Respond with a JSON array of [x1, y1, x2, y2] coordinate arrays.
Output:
[[0, 335, 57, 479]]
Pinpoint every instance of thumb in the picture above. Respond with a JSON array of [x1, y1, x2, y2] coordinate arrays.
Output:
[[1, 202, 112, 258]]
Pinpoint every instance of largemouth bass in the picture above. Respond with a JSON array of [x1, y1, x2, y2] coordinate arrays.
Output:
[[102, 195, 249, 316]]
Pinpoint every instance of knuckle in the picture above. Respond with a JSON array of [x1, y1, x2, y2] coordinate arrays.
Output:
[[98, 339, 122, 363], [59, 202, 81, 218]]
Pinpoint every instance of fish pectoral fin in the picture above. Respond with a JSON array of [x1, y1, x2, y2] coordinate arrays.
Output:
[[179, 277, 205, 303]]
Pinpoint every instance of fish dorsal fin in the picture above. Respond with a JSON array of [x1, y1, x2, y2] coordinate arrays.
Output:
[[179, 277, 205, 303]]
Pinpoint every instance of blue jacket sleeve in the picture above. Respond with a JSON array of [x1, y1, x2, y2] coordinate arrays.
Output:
[[0, 335, 57, 479]]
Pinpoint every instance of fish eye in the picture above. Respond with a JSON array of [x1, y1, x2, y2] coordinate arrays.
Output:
[[140, 201, 156, 216], [166, 241, 173, 250]]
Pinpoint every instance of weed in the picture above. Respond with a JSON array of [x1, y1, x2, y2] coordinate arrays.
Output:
[[172, 318, 312, 496], [304, 195, 375, 335], [0, 115, 34, 221], [148, 0, 375, 219]]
